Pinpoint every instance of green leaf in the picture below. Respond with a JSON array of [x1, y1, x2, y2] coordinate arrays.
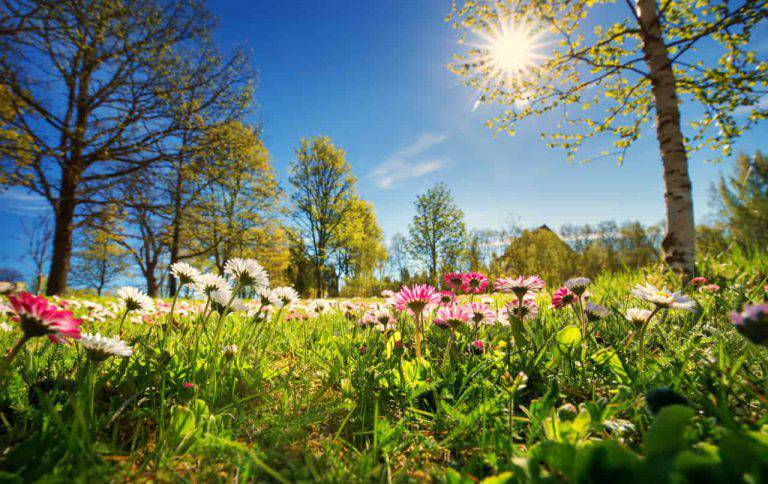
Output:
[[556, 325, 582, 351], [643, 405, 695, 458]]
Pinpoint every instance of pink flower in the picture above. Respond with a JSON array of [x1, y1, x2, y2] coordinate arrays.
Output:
[[699, 283, 720, 294], [438, 290, 456, 306], [182, 382, 196, 389], [7, 292, 81, 343], [434, 305, 472, 330], [495, 275, 546, 298], [469, 340, 486, 355], [465, 301, 495, 326], [392, 284, 441, 314], [691, 276, 707, 287], [443, 272, 465, 291], [461, 272, 489, 294], [504, 298, 539, 320], [552, 287, 577, 310]]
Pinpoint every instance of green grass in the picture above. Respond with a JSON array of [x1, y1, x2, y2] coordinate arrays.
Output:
[[1, 250, 768, 482]]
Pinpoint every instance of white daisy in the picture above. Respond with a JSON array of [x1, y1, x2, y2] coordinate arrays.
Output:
[[223, 344, 238, 358], [194, 273, 231, 298], [585, 302, 610, 321], [224, 258, 269, 290], [170, 262, 201, 285], [625, 308, 654, 325], [564, 277, 591, 296], [631, 283, 696, 311], [117, 287, 154, 313], [79, 332, 133, 361], [270, 287, 300, 307]]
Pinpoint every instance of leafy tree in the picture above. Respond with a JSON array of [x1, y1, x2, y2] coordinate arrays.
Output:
[[71, 207, 130, 296], [0, 0, 224, 294], [497, 225, 577, 283], [449, 0, 768, 278], [334, 198, 387, 295], [408, 183, 467, 284], [388, 233, 411, 283], [718, 151, 768, 250], [289, 136, 357, 297], [185, 121, 283, 276]]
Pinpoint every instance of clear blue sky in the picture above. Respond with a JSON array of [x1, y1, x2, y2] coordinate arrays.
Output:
[[0, 0, 765, 279]]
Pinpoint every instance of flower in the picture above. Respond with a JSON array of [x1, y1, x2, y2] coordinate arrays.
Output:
[[443, 272, 465, 291], [210, 289, 246, 313], [691, 276, 707, 287], [585, 302, 610, 322], [433, 305, 471, 330], [170, 262, 201, 285], [308, 299, 331, 315], [392, 284, 440, 314], [494, 275, 546, 298], [631, 283, 696, 311], [552, 287, 577, 309], [79, 332, 133, 361], [564, 277, 591, 297], [223, 344, 238, 359], [194, 273, 231, 298], [625, 308, 654, 326], [504, 298, 538, 321], [730, 304, 768, 346], [380, 289, 395, 299], [7, 292, 82, 343], [224, 258, 269, 289], [255, 288, 275, 307], [466, 301, 495, 325], [469, 340, 485, 355], [461, 272, 489, 294], [117, 287, 154, 313], [438, 290, 456, 306], [270, 287, 300, 308], [699, 283, 720, 294]]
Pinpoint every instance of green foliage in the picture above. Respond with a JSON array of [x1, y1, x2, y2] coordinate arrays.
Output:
[[719, 151, 768, 249], [408, 183, 467, 283]]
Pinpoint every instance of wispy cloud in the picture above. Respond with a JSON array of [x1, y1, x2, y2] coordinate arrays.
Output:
[[369, 133, 449, 189], [0, 187, 49, 214], [734, 95, 768, 117]]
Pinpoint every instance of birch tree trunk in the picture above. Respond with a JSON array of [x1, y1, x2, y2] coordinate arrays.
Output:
[[637, 0, 696, 278]]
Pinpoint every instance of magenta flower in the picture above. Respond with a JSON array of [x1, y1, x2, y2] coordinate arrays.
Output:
[[434, 305, 472, 330], [438, 290, 457, 306], [495, 275, 546, 299], [443, 272, 465, 291], [469, 340, 486, 355], [552, 287, 577, 309], [691, 276, 707, 287], [699, 283, 720, 294], [8, 292, 82, 343], [461, 272, 489, 294], [392, 284, 441, 314], [730, 304, 768, 346], [465, 301, 495, 326]]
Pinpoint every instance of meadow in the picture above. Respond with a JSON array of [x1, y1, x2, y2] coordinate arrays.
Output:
[[0, 251, 766, 482]]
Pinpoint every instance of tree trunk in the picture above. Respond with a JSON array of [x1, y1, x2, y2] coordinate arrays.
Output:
[[637, 0, 696, 279], [46, 175, 77, 295], [145, 268, 159, 298]]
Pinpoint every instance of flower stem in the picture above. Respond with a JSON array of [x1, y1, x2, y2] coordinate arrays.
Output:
[[0, 335, 30, 379]]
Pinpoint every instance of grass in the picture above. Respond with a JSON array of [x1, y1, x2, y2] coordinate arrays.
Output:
[[1, 250, 768, 482]]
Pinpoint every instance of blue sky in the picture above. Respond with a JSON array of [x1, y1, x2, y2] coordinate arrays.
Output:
[[0, 0, 765, 278]]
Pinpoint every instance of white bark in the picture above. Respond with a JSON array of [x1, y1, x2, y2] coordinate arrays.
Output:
[[637, 0, 696, 278]]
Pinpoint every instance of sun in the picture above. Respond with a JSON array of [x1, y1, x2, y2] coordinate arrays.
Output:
[[466, 14, 546, 84]]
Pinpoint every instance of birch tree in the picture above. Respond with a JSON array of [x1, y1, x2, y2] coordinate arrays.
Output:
[[449, 0, 768, 278]]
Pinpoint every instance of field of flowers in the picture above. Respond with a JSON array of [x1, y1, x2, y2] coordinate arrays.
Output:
[[2, 253, 768, 482]]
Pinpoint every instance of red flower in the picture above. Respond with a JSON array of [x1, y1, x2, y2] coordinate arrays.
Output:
[[551, 287, 577, 309], [8, 292, 81, 343]]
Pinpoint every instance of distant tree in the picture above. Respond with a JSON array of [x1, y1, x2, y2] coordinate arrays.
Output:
[[388, 233, 410, 283], [408, 183, 466, 284], [0, 0, 224, 294], [334, 198, 387, 295], [289, 136, 357, 297], [71, 207, 130, 296], [185, 121, 282, 275], [696, 224, 729, 256], [0, 267, 23, 282], [498, 226, 577, 284], [450, 0, 768, 278], [719, 151, 768, 250], [21, 214, 52, 294]]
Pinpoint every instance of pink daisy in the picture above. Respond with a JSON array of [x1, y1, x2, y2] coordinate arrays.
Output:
[[469, 340, 486, 355], [691, 276, 707, 287], [504, 298, 539, 321], [552, 287, 577, 310], [392, 284, 441, 314], [443, 272, 466, 291], [438, 290, 457, 306], [495, 275, 546, 299], [461, 272, 489, 294], [7, 292, 82, 343], [433, 305, 472, 330], [465, 301, 495, 326]]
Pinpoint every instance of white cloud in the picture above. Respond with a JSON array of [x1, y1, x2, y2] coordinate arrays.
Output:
[[0, 187, 48, 213], [369, 133, 449, 189], [733, 95, 768, 117]]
